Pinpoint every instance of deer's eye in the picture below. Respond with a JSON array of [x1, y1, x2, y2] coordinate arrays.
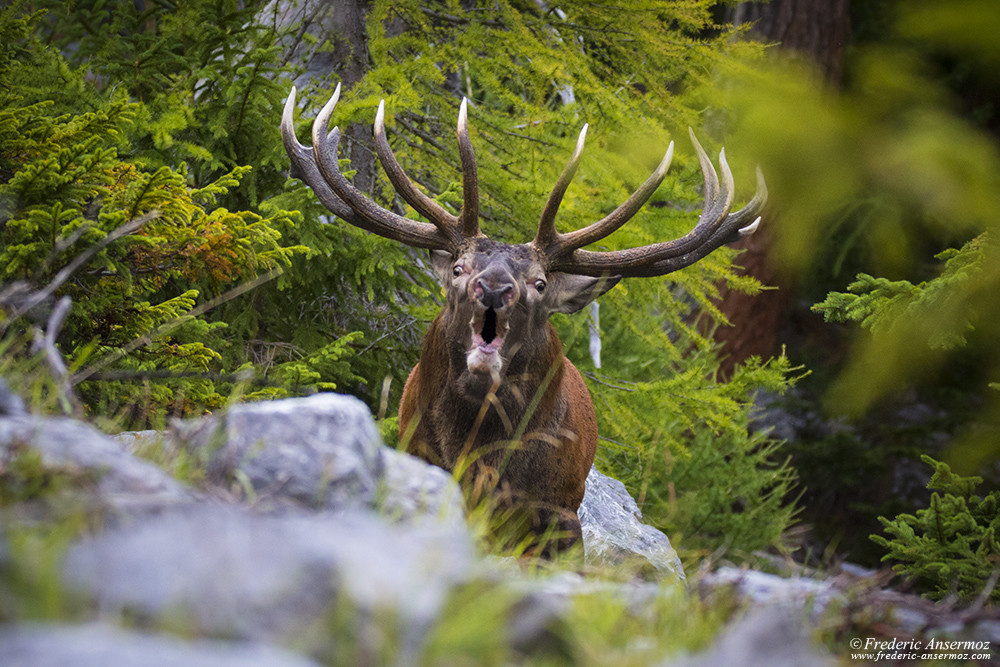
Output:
[[534, 279, 546, 293], [452, 265, 464, 277]]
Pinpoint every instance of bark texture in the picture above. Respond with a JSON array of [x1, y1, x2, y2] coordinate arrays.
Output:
[[713, 1, 852, 377]]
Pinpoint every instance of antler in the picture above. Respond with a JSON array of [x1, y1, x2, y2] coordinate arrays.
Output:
[[282, 83, 766, 276], [281, 84, 481, 252], [533, 128, 766, 278]]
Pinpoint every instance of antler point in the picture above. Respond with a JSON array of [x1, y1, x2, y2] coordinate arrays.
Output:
[[375, 99, 386, 133], [655, 141, 674, 177], [739, 216, 762, 237], [573, 124, 588, 158]]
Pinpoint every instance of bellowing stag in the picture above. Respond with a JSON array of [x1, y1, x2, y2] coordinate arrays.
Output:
[[281, 84, 766, 553]]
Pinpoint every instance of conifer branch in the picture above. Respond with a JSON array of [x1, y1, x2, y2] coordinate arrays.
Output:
[[72, 266, 284, 386], [0, 210, 159, 331]]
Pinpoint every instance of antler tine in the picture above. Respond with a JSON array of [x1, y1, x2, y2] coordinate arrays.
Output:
[[374, 100, 461, 245], [689, 128, 720, 216], [690, 130, 736, 228], [551, 141, 674, 257], [281, 86, 355, 220], [728, 166, 768, 233], [456, 98, 481, 238], [597, 213, 761, 277], [304, 85, 451, 250], [534, 124, 588, 248], [549, 140, 767, 278], [614, 208, 764, 278]]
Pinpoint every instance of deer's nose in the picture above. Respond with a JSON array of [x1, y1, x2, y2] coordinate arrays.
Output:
[[475, 278, 514, 309], [472, 264, 517, 309]]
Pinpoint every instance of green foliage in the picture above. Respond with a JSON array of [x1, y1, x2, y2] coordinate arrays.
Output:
[[0, 521, 85, 623], [814, 233, 991, 354], [872, 455, 1000, 602], [577, 328, 799, 556], [0, 1, 430, 426], [0, 38, 306, 422], [720, 0, 1000, 459]]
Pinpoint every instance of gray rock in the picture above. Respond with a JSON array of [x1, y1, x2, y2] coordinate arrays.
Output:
[[0, 377, 27, 416], [493, 567, 669, 656], [578, 466, 684, 579], [0, 623, 322, 667], [171, 394, 384, 510], [379, 447, 466, 527], [666, 606, 835, 667], [700, 567, 839, 618], [63, 504, 475, 654], [0, 415, 191, 511]]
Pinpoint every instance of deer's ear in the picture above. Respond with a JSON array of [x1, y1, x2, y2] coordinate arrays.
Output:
[[429, 249, 454, 284], [549, 273, 621, 314]]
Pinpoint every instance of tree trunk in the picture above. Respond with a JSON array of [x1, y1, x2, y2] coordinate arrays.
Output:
[[324, 0, 376, 193], [713, 1, 852, 378], [734, 0, 852, 83], [292, 0, 377, 192]]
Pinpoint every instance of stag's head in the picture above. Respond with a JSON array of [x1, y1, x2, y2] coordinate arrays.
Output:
[[281, 85, 766, 395]]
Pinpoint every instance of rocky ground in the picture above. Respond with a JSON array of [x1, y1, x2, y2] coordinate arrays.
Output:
[[0, 380, 996, 665]]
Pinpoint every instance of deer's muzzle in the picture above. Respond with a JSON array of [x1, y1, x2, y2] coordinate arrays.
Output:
[[467, 305, 509, 376]]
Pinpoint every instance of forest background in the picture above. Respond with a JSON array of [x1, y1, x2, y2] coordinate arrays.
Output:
[[2, 0, 999, 597]]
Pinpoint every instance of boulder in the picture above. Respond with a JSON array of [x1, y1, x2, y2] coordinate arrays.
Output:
[[700, 567, 839, 619], [170, 394, 384, 510], [165, 394, 467, 526], [578, 466, 684, 579], [0, 623, 322, 667], [0, 414, 191, 513], [62, 504, 475, 656], [378, 447, 465, 527], [667, 606, 835, 667]]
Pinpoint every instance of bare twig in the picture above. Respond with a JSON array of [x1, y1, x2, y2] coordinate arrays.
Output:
[[970, 568, 1000, 612], [42, 223, 94, 273], [584, 372, 636, 392], [29, 295, 81, 416], [357, 316, 417, 356]]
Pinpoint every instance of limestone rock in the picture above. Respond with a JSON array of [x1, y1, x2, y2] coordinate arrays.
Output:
[[701, 567, 839, 618], [578, 466, 684, 579], [0, 414, 191, 512], [0, 623, 322, 667], [378, 447, 465, 527], [171, 394, 383, 510], [62, 504, 475, 654]]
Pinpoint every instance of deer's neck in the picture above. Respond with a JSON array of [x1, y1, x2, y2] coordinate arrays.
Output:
[[419, 314, 567, 443]]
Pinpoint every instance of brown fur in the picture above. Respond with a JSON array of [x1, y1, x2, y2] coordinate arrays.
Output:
[[400, 314, 598, 552]]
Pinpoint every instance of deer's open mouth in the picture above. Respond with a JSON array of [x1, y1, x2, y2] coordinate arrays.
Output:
[[467, 307, 508, 374], [470, 307, 506, 352]]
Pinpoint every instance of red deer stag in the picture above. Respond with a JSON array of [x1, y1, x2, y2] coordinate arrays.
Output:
[[281, 84, 766, 553]]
